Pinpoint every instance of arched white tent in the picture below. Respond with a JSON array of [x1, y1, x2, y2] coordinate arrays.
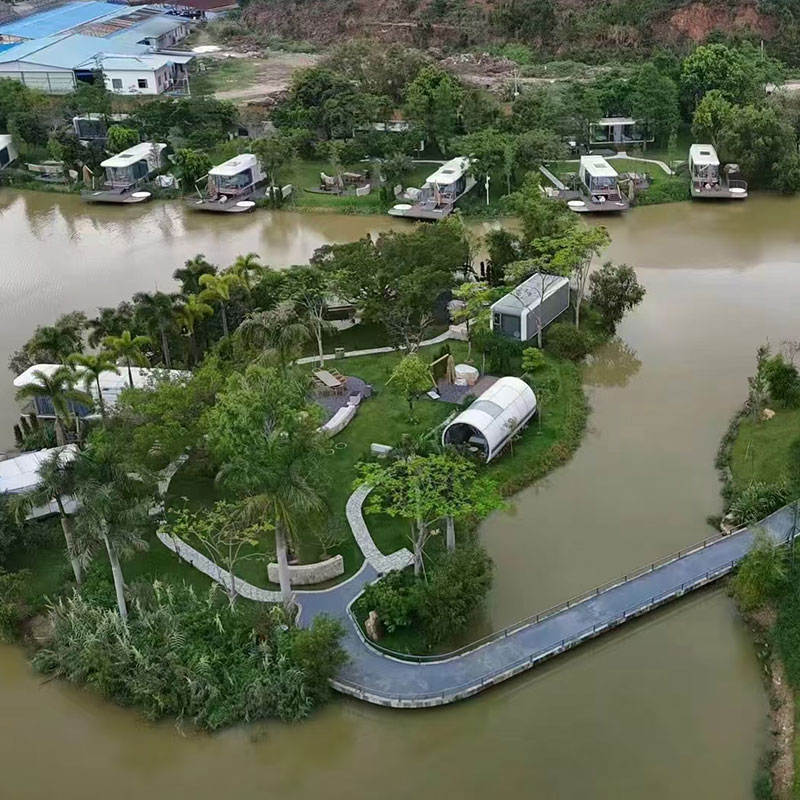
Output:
[[442, 377, 536, 462]]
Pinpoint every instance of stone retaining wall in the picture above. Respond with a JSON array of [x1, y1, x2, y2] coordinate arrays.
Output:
[[268, 554, 345, 585]]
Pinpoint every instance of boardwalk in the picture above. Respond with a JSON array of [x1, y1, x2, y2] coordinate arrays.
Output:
[[301, 502, 798, 708], [157, 461, 798, 709]]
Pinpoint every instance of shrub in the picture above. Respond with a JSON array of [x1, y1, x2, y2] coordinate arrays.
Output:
[[545, 322, 593, 361], [764, 355, 800, 407], [34, 582, 346, 728], [731, 528, 786, 611], [417, 545, 493, 644], [0, 569, 30, 641], [728, 481, 790, 526], [361, 570, 420, 632], [360, 544, 493, 646], [635, 177, 690, 206], [521, 347, 545, 373]]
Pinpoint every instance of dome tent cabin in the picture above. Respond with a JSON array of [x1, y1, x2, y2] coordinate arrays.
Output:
[[442, 377, 536, 462]]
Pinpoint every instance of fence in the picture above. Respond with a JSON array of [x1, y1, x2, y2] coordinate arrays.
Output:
[[357, 524, 748, 664], [336, 557, 742, 706]]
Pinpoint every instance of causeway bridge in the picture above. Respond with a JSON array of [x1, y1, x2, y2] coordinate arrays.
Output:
[[158, 469, 798, 709]]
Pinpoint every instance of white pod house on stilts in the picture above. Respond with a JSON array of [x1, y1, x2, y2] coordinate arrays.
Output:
[[442, 377, 536, 462]]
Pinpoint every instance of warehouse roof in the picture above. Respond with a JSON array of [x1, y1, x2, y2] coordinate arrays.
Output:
[[0, 1, 124, 39], [0, 32, 154, 69], [108, 13, 190, 40]]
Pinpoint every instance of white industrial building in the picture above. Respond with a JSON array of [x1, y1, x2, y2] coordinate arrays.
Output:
[[442, 377, 537, 462], [0, 3, 193, 95]]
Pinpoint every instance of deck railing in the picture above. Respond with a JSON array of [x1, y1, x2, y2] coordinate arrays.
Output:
[[355, 524, 748, 664], [338, 557, 742, 703]]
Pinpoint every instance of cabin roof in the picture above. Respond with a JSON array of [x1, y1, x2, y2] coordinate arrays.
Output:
[[491, 272, 570, 313], [100, 141, 165, 168], [0, 445, 78, 495], [426, 157, 469, 186], [595, 117, 637, 127], [689, 144, 720, 166], [0, 134, 12, 148], [209, 153, 258, 176], [580, 155, 617, 178]]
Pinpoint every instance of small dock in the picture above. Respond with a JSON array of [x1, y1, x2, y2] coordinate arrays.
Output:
[[184, 194, 259, 213], [81, 187, 152, 204]]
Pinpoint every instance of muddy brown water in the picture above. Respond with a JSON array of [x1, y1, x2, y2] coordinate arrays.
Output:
[[3, 189, 800, 798]]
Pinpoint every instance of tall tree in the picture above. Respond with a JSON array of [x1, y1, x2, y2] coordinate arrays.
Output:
[[88, 303, 134, 348], [132, 291, 178, 368], [103, 330, 151, 388], [631, 62, 680, 146], [73, 441, 156, 618], [10, 448, 82, 584], [173, 254, 217, 296], [404, 66, 464, 154], [229, 252, 264, 293], [14, 367, 91, 446], [691, 90, 735, 152], [67, 352, 118, 419], [532, 225, 610, 328], [199, 271, 242, 339], [282, 266, 333, 368], [588, 262, 647, 334], [206, 366, 328, 609], [175, 294, 213, 364], [237, 302, 311, 371]]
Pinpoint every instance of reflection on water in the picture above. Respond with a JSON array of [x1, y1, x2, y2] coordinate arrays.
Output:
[[4, 189, 800, 798], [584, 338, 643, 388]]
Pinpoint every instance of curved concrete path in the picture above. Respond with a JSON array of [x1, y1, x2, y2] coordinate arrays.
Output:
[[158, 463, 799, 709]]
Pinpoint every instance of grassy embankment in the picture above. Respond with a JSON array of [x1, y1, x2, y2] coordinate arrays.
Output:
[[728, 408, 800, 800]]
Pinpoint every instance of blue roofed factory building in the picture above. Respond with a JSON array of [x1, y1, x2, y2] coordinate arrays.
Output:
[[0, 2, 193, 95]]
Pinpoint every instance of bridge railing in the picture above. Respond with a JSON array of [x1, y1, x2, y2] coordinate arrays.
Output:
[[358, 524, 747, 664], [337, 557, 740, 703]]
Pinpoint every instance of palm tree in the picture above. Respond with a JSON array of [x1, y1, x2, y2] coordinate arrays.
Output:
[[103, 330, 151, 388], [237, 301, 311, 371], [173, 254, 217, 296], [199, 272, 242, 338], [229, 252, 263, 292], [88, 303, 134, 348], [67, 352, 118, 419], [175, 294, 213, 364], [9, 448, 82, 584], [73, 445, 155, 619], [14, 367, 92, 446], [28, 325, 80, 364], [132, 291, 177, 368]]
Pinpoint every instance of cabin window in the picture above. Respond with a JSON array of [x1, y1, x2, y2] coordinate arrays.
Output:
[[111, 79, 122, 89], [137, 78, 148, 89]]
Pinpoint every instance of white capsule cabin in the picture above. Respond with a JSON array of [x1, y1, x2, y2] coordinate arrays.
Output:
[[388, 156, 476, 220], [187, 153, 266, 213], [442, 377, 537, 462], [689, 144, 747, 200], [490, 272, 570, 342], [84, 142, 167, 204], [571, 155, 628, 213]]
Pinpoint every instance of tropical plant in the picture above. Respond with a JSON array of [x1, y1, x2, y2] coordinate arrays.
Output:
[[173, 254, 217, 295], [9, 448, 82, 584], [72, 441, 156, 618], [132, 291, 178, 368], [237, 302, 311, 371], [175, 294, 213, 364], [282, 266, 334, 367], [14, 367, 91, 446], [728, 481, 790, 527], [67, 352, 118, 419], [199, 271, 242, 339], [103, 330, 151, 387], [0, 569, 29, 642], [205, 365, 327, 609], [229, 252, 264, 292]]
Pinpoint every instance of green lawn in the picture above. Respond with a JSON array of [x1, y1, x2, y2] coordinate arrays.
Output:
[[730, 409, 800, 488], [190, 57, 262, 95]]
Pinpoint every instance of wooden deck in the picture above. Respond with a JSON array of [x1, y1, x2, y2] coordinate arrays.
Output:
[[81, 187, 152, 204]]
